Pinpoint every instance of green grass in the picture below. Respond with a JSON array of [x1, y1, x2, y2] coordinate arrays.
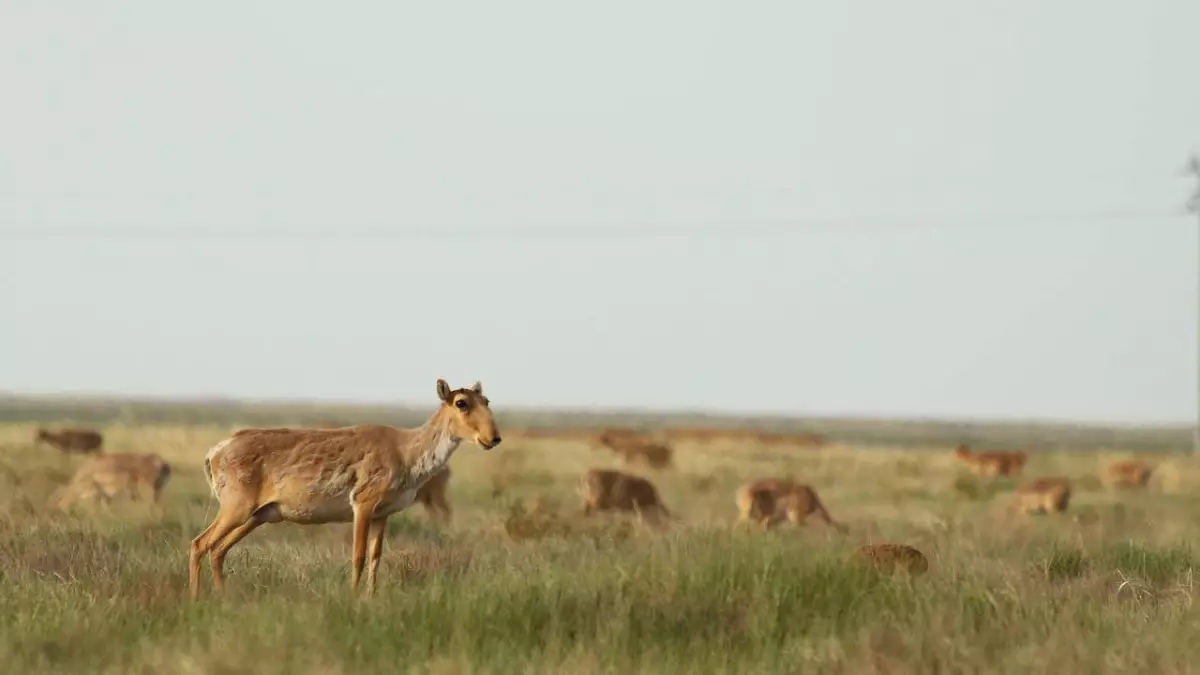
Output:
[[1, 420, 1199, 673]]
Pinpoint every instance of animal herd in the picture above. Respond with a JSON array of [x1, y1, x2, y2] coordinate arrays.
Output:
[[28, 379, 1157, 598], [952, 444, 1154, 515]]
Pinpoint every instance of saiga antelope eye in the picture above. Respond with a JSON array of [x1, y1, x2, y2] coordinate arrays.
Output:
[[454, 399, 468, 410]]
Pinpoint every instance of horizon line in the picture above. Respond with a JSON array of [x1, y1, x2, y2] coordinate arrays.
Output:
[[0, 388, 1190, 431]]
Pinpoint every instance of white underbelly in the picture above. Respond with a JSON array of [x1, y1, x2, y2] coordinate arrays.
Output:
[[275, 495, 356, 524], [267, 482, 419, 524], [374, 488, 418, 517]]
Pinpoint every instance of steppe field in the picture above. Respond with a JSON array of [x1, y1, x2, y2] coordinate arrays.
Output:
[[2, 398, 1200, 675]]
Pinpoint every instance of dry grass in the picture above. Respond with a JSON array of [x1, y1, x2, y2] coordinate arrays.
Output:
[[1, 420, 1199, 674]]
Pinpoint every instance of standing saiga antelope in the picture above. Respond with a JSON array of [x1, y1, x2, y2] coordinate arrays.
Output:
[[188, 379, 501, 600], [35, 427, 104, 454]]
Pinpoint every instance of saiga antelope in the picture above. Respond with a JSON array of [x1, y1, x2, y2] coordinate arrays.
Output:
[[188, 379, 500, 600], [54, 452, 172, 510], [953, 445, 1027, 478], [735, 477, 847, 532], [1103, 460, 1153, 489], [35, 427, 104, 454], [591, 428, 644, 451], [579, 468, 674, 527], [614, 441, 674, 470], [1011, 476, 1072, 515], [595, 431, 674, 470]]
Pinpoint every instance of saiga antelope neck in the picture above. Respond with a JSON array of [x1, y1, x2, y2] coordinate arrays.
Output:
[[402, 409, 463, 486]]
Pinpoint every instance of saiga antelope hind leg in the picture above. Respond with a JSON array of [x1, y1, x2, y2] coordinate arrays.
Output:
[[189, 500, 257, 600], [209, 517, 266, 592]]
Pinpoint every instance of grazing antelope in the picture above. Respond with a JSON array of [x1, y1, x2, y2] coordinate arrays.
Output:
[[579, 468, 673, 527], [35, 427, 104, 454], [414, 466, 453, 522], [54, 452, 172, 510], [1103, 460, 1153, 489], [592, 428, 646, 449], [848, 543, 929, 574], [188, 379, 500, 600], [953, 445, 1027, 477], [734, 477, 792, 525], [735, 477, 847, 532], [1011, 476, 1072, 515], [595, 431, 674, 470], [617, 442, 673, 470]]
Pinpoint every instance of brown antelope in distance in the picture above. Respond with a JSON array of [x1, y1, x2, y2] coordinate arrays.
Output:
[[735, 477, 847, 532], [953, 444, 1027, 477], [618, 441, 673, 469], [1011, 476, 1072, 515], [35, 427, 104, 454], [579, 468, 674, 527], [1103, 460, 1153, 489], [848, 543, 929, 574], [734, 476, 792, 526], [54, 452, 172, 510], [593, 427, 646, 448], [188, 379, 501, 600], [594, 429, 674, 470]]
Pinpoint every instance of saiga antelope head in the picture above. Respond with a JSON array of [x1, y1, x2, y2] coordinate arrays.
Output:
[[437, 379, 502, 450]]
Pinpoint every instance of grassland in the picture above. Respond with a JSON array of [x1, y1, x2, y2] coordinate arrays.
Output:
[[2, 399, 1199, 674]]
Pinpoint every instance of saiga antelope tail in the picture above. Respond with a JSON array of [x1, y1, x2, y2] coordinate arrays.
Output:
[[202, 438, 235, 500]]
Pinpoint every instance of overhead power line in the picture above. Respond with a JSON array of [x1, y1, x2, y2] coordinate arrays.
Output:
[[0, 209, 1183, 241]]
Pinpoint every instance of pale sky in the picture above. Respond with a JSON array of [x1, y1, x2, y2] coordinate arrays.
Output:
[[1, 2, 1198, 424]]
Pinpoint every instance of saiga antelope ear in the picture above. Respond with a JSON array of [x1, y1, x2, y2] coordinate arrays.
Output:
[[436, 379, 452, 403], [471, 381, 484, 394]]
